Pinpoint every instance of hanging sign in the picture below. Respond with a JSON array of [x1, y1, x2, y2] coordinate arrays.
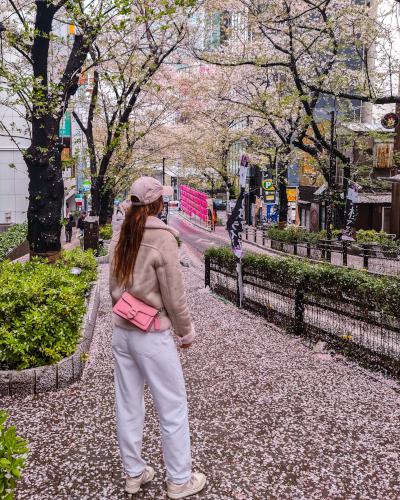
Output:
[[342, 180, 359, 241], [381, 113, 399, 129], [226, 189, 245, 259], [239, 155, 249, 188], [262, 179, 275, 191]]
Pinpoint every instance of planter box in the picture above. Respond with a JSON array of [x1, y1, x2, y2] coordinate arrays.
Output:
[[95, 244, 109, 264], [0, 223, 15, 235], [0, 282, 100, 397]]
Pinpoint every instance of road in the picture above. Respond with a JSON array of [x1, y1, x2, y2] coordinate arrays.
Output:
[[169, 211, 230, 262]]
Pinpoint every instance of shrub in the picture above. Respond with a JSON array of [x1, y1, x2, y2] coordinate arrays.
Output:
[[99, 224, 113, 240], [97, 245, 109, 257], [0, 223, 27, 260], [57, 247, 98, 283], [356, 229, 396, 246], [267, 226, 308, 243], [0, 250, 97, 370], [0, 411, 28, 500]]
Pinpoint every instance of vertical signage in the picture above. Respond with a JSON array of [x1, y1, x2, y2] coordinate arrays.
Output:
[[342, 181, 359, 241]]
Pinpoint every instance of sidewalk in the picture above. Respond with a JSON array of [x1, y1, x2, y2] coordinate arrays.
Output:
[[4, 245, 400, 499]]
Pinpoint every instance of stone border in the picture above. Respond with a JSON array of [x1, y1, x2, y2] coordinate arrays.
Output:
[[0, 282, 100, 397], [0, 239, 30, 263]]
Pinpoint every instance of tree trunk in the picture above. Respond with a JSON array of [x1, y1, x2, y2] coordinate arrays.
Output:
[[108, 193, 115, 224], [26, 145, 64, 261], [99, 186, 111, 226]]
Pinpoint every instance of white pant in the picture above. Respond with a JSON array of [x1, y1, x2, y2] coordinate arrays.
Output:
[[112, 326, 192, 483]]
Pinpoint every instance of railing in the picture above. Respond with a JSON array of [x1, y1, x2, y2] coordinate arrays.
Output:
[[243, 226, 400, 276], [179, 210, 213, 232], [205, 254, 400, 377]]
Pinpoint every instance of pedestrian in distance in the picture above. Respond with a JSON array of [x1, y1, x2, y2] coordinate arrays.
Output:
[[109, 177, 206, 499], [65, 211, 74, 243], [77, 211, 86, 236]]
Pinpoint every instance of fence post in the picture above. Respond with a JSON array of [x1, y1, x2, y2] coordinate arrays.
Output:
[[362, 243, 369, 269], [307, 241, 311, 259], [236, 262, 244, 308], [293, 241, 297, 255], [262, 227, 265, 246], [245, 227, 248, 241], [327, 240, 331, 263], [205, 255, 210, 288], [254, 228, 257, 243], [343, 240, 348, 266], [294, 280, 305, 336]]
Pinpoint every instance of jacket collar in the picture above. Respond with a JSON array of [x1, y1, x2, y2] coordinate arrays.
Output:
[[145, 216, 179, 237]]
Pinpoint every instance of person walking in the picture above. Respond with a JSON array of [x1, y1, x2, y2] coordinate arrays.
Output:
[[65, 211, 74, 243], [77, 211, 86, 236], [109, 177, 206, 499]]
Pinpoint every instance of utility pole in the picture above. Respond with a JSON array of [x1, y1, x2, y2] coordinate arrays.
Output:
[[390, 104, 400, 238], [326, 110, 336, 260], [162, 157, 165, 185]]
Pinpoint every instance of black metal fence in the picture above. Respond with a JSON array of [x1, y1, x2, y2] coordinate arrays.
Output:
[[243, 225, 400, 276], [205, 254, 400, 377]]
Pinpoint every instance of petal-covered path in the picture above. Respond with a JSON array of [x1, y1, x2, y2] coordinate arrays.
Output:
[[4, 248, 400, 500]]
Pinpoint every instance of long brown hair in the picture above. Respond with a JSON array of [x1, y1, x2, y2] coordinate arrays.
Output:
[[114, 195, 164, 287]]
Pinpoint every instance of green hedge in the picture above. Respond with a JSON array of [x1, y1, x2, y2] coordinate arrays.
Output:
[[0, 223, 27, 260], [99, 224, 113, 240], [0, 248, 98, 370], [266, 226, 397, 247], [205, 245, 400, 316], [0, 411, 28, 500]]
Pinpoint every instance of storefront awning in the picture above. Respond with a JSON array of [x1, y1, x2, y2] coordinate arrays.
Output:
[[357, 194, 391, 204]]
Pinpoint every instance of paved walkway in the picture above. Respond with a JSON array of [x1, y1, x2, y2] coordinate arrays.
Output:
[[5, 246, 400, 499]]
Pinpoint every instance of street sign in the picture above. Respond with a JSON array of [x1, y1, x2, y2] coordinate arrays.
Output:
[[262, 179, 275, 191], [82, 181, 91, 192]]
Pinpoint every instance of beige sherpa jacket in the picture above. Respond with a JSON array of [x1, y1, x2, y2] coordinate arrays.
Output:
[[109, 216, 195, 345]]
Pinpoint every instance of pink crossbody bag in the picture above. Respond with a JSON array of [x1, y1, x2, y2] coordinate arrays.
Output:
[[113, 292, 162, 332]]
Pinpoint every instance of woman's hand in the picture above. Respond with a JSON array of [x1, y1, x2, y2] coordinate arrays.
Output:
[[180, 343, 192, 349]]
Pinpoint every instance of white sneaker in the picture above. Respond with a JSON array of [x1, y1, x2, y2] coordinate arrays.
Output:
[[167, 473, 206, 499], [125, 466, 155, 494]]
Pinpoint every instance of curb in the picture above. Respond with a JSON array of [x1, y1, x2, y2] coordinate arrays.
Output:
[[177, 213, 212, 233], [0, 282, 100, 397]]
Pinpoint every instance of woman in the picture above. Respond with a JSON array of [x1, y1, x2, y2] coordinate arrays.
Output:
[[109, 177, 206, 499]]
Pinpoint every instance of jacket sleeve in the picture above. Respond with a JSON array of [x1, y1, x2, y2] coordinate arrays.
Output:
[[155, 235, 195, 344]]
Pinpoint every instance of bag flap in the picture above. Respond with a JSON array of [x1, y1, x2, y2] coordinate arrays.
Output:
[[120, 292, 159, 316]]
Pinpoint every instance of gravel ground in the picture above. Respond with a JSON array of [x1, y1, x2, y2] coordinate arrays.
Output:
[[4, 249, 400, 500]]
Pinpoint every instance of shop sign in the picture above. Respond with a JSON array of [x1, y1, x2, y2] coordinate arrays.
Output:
[[59, 111, 71, 136], [381, 113, 399, 129], [262, 179, 275, 191], [286, 189, 297, 202]]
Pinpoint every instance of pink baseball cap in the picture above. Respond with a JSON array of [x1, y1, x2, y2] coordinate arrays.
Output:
[[130, 177, 173, 205]]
